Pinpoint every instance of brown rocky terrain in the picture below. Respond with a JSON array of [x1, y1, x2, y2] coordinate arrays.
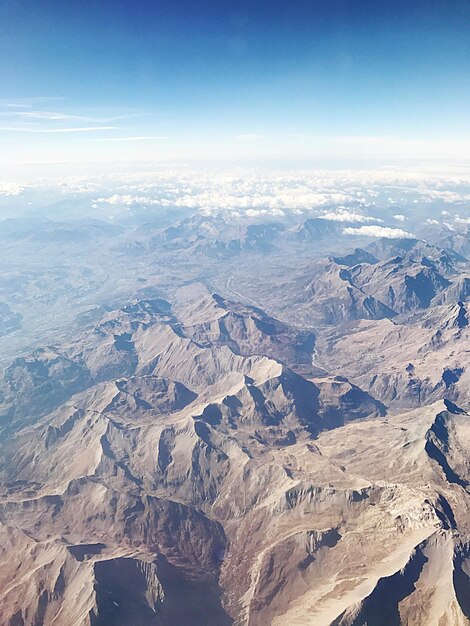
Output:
[[0, 221, 469, 625]]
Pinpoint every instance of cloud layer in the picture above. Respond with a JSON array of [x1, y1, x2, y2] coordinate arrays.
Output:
[[2, 165, 470, 235]]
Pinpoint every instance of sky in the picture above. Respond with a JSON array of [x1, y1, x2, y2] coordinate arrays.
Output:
[[1, 0, 470, 166]]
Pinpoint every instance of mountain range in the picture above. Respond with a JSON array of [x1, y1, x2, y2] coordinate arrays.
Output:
[[0, 209, 469, 625]]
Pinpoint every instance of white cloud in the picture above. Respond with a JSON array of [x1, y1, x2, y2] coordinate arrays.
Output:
[[95, 194, 162, 206], [343, 225, 415, 239], [320, 209, 381, 223], [420, 190, 470, 203], [245, 208, 285, 217], [0, 182, 24, 196], [6, 166, 470, 233]]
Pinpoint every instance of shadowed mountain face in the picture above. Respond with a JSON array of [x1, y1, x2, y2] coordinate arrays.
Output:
[[268, 242, 466, 326], [0, 215, 470, 626]]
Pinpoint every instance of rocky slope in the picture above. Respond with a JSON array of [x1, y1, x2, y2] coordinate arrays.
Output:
[[0, 229, 469, 625], [315, 298, 470, 410]]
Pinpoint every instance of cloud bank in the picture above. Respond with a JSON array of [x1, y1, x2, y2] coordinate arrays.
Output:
[[343, 225, 416, 238]]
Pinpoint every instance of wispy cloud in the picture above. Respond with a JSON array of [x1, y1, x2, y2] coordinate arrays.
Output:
[[0, 126, 118, 133], [0, 110, 135, 122], [0, 99, 143, 142], [85, 135, 168, 142]]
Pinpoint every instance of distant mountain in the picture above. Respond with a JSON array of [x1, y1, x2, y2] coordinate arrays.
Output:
[[266, 238, 469, 326], [315, 300, 470, 409], [287, 217, 343, 241], [365, 236, 425, 259], [332, 247, 379, 266], [126, 214, 370, 259], [343, 255, 451, 313], [0, 303, 22, 337], [428, 225, 470, 260], [145, 215, 287, 257]]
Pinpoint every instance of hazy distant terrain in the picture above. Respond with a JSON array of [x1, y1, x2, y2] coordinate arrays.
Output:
[[1, 166, 469, 357], [0, 167, 470, 625]]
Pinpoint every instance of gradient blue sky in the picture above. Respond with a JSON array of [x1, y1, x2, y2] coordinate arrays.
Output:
[[1, 0, 470, 164]]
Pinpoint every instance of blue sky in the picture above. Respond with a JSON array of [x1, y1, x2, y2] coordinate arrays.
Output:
[[1, 0, 470, 165]]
